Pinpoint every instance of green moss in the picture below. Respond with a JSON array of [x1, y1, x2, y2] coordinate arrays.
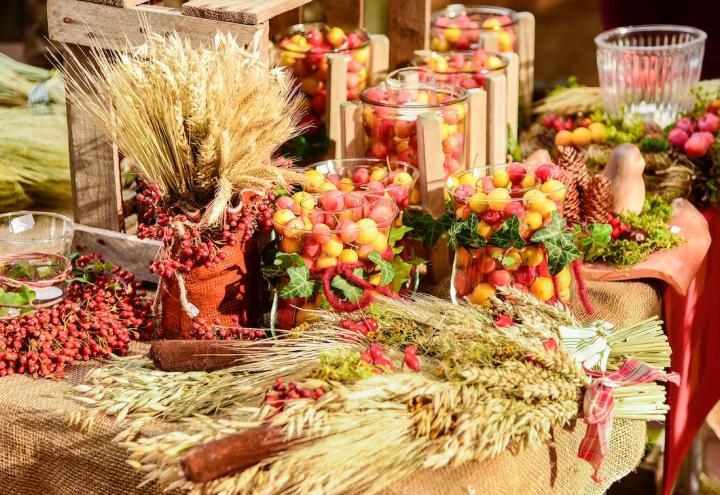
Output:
[[306, 350, 376, 383]]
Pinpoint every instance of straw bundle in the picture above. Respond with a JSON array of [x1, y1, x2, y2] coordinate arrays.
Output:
[[0, 52, 65, 107]]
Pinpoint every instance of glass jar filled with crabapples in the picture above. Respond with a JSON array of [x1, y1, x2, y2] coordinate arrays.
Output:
[[270, 191, 400, 329], [304, 158, 421, 209], [274, 24, 371, 162], [360, 69, 469, 179], [430, 4, 518, 53], [445, 163, 571, 305], [413, 48, 507, 90]]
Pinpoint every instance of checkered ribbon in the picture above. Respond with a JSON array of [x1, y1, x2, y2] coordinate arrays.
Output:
[[579, 359, 680, 482]]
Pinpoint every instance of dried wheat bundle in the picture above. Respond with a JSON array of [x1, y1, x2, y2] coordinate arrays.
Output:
[[61, 28, 306, 226]]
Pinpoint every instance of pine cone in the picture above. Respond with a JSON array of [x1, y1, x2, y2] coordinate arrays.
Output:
[[582, 174, 613, 223], [557, 168, 581, 224], [557, 146, 590, 190]]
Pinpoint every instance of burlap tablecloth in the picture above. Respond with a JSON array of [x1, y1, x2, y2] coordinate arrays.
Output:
[[0, 280, 662, 495]]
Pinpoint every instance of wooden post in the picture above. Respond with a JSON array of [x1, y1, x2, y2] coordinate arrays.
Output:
[[324, 0, 364, 28], [339, 101, 363, 159], [368, 34, 390, 85], [326, 53, 348, 159], [485, 73, 507, 165], [417, 112, 445, 218], [387, 0, 430, 69], [504, 52, 520, 141], [465, 88, 487, 168], [516, 11, 535, 118]]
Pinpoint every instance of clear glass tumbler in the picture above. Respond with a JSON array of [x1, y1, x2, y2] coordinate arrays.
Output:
[[595, 25, 706, 127]]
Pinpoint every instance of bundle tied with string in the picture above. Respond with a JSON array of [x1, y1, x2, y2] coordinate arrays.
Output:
[[60, 27, 307, 338]]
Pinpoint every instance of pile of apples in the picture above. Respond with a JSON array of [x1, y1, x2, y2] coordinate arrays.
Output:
[[275, 25, 370, 133], [304, 161, 420, 208], [418, 48, 506, 90], [542, 114, 607, 148], [361, 85, 467, 177], [431, 9, 516, 52], [667, 104, 720, 158]]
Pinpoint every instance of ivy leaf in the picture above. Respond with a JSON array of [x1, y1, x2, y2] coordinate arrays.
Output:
[[447, 214, 486, 250], [532, 212, 581, 274], [589, 223, 612, 245], [404, 213, 452, 247], [263, 252, 304, 279], [388, 225, 413, 246], [0, 285, 36, 317], [331, 275, 364, 303], [369, 251, 395, 286], [491, 214, 525, 249], [390, 257, 413, 292], [280, 264, 315, 299], [531, 212, 566, 243]]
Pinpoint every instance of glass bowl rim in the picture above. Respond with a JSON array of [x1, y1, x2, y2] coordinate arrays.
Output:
[[359, 83, 469, 109], [594, 24, 707, 52], [445, 164, 566, 202], [414, 50, 509, 75], [0, 210, 74, 245], [431, 5, 518, 29], [308, 158, 420, 187], [273, 22, 371, 55]]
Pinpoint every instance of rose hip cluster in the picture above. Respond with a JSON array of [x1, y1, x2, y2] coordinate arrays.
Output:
[[361, 85, 467, 178], [448, 163, 571, 305], [0, 253, 152, 379], [275, 25, 370, 135], [418, 48, 506, 90], [189, 314, 266, 341], [265, 377, 325, 412], [431, 7, 516, 52], [668, 103, 720, 158], [135, 182, 275, 279], [304, 162, 420, 208]]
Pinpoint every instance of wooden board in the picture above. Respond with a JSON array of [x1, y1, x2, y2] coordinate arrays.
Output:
[[465, 88, 487, 168], [485, 73, 507, 165], [368, 34, 389, 85], [387, 0, 430, 69], [182, 0, 311, 26], [48, 0, 267, 52], [326, 53, 348, 159], [72, 223, 161, 283], [516, 11, 535, 116], [504, 52, 520, 141], [417, 112, 445, 218], [339, 101, 363, 159], [78, 0, 148, 7], [324, 0, 364, 29], [581, 199, 711, 296]]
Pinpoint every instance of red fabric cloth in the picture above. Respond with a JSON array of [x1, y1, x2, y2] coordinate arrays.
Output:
[[663, 208, 720, 494]]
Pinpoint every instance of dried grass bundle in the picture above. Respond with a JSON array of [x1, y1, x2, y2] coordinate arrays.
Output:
[[61, 28, 306, 226], [533, 86, 603, 116], [0, 52, 65, 107]]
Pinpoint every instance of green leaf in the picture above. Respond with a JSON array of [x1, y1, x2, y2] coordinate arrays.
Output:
[[279, 264, 315, 299], [404, 213, 452, 247], [532, 212, 581, 275], [388, 225, 413, 246], [331, 275, 364, 303], [491, 214, 526, 249], [17, 285, 36, 305], [531, 212, 566, 243], [368, 251, 395, 286], [447, 214, 486, 250], [390, 257, 413, 292], [263, 252, 305, 279]]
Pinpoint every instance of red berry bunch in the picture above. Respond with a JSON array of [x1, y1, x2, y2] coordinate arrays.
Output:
[[609, 215, 629, 239], [189, 314, 266, 340], [359, 343, 394, 373], [264, 377, 325, 411], [0, 253, 153, 379]]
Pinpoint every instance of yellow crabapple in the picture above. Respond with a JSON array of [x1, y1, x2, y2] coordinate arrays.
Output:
[[488, 188, 511, 211], [477, 220, 493, 239], [443, 26, 462, 43], [524, 211, 543, 231], [316, 254, 338, 269], [520, 246, 544, 266], [531, 277, 554, 301], [317, 182, 338, 192], [356, 218, 379, 245], [469, 283, 496, 306], [338, 249, 359, 264], [280, 237, 301, 253], [272, 208, 296, 228], [541, 180, 566, 202], [468, 192, 489, 213], [322, 236, 344, 257], [492, 169, 510, 188], [370, 168, 388, 182], [393, 171, 414, 186], [327, 27, 346, 48], [339, 177, 355, 191], [557, 266, 572, 290], [520, 174, 537, 189]]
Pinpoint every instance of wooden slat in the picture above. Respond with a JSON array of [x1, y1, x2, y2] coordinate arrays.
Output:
[[182, 0, 311, 26], [268, 6, 302, 38], [339, 101, 363, 159], [48, 0, 267, 52], [326, 53, 348, 159], [387, 0, 430, 69], [504, 52, 520, 141], [480, 31, 499, 52], [64, 44, 124, 231], [516, 11, 535, 117], [78, 0, 148, 7], [465, 88, 487, 168], [485, 73, 507, 165], [417, 112, 445, 218], [324, 0, 364, 28], [368, 34, 389, 85], [72, 223, 161, 283]]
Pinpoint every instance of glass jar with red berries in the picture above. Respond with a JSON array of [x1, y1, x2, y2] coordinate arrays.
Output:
[[413, 48, 508, 90], [445, 163, 573, 305], [360, 70, 469, 179], [274, 24, 371, 163], [430, 4, 518, 53], [270, 191, 399, 329]]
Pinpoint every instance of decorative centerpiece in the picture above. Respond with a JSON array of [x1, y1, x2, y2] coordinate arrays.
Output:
[[62, 31, 306, 338]]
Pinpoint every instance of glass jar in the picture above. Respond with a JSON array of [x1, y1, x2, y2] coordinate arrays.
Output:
[[360, 69, 469, 179], [430, 4, 518, 53], [413, 49, 508, 90], [271, 191, 399, 328], [445, 164, 570, 305], [274, 24, 371, 163]]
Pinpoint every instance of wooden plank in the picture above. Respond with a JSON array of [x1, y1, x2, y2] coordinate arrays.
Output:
[[417, 112, 445, 218], [48, 0, 267, 52], [504, 52, 520, 141], [368, 34, 389, 85], [268, 6, 302, 38], [64, 44, 124, 231], [581, 199, 711, 296], [326, 53, 348, 159], [465, 88, 487, 168], [480, 31, 499, 52], [78, 0, 148, 7], [516, 11, 535, 117], [485, 73, 507, 165], [387, 0, 430, 69], [72, 223, 161, 283], [182, 0, 311, 26], [324, 0, 364, 28], [339, 101, 363, 159]]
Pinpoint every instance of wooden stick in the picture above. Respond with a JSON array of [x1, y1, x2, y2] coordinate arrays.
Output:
[[465, 88, 487, 168], [368, 34, 390, 85], [326, 53, 348, 159], [149, 340, 269, 372], [504, 52, 520, 141], [181, 425, 291, 482], [340, 101, 363, 159], [516, 11, 535, 119], [417, 112, 445, 218], [485, 73, 508, 165]]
